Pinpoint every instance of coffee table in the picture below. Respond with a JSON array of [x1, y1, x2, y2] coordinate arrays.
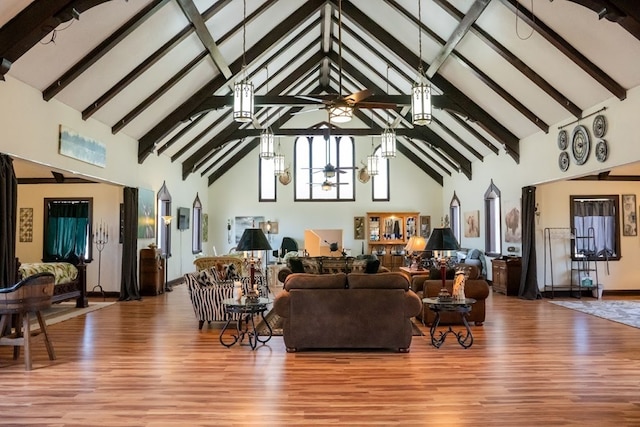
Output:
[[422, 297, 476, 349], [220, 297, 272, 350]]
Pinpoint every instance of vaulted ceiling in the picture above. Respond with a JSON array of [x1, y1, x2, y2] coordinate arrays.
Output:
[[2, 0, 640, 186]]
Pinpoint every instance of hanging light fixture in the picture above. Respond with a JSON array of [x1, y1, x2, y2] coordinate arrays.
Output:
[[367, 137, 379, 176], [381, 64, 397, 158], [329, 104, 353, 124], [330, 0, 353, 124], [233, 0, 254, 123], [259, 65, 275, 159], [412, 0, 432, 126], [273, 140, 285, 176]]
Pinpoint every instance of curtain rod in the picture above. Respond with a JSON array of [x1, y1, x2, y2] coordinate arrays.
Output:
[[557, 107, 607, 130]]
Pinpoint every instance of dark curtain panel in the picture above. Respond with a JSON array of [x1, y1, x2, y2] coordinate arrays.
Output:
[[45, 202, 89, 262], [0, 154, 17, 288], [519, 186, 541, 299], [120, 187, 140, 301]]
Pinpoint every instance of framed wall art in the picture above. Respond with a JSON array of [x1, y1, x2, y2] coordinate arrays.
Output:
[[19, 207, 33, 242], [503, 199, 522, 243], [354, 216, 365, 240], [137, 188, 155, 239], [464, 210, 480, 238], [419, 215, 431, 239], [59, 124, 106, 168], [622, 194, 637, 236]]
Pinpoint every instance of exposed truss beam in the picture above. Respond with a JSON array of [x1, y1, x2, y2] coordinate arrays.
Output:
[[42, 0, 171, 101], [336, 0, 520, 162], [426, 0, 490, 78], [499, 0, 626, 100], [567, 0, 640, 41], [176, 0, 231, 79], [138, 0, 325, 163]]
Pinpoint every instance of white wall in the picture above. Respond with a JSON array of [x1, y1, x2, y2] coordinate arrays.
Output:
[[443, 85, 640, 291], [1, 76, 209, 291]]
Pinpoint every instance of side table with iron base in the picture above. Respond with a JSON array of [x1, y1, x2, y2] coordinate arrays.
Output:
[[220, 297, 272, 350], [423, 298, 476, 349]]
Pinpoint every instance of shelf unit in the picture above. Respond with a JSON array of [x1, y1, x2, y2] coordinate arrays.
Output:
[[366, 212, 419, 271], [543, 227, 599, 298]]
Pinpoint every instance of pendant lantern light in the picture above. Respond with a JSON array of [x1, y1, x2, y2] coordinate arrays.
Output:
[[233, 0, 254, 123], [367, 137, 379, 177], [259, 66, 275, 159], [412, 0, 432, 126], [381, 64, 397, 158]]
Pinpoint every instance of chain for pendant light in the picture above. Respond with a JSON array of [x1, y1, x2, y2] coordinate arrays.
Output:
[[242, 0, 247, 68], [417, 0, 423, 75]]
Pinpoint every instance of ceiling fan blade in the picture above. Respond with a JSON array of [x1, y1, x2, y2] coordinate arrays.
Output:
[[356, 101, 397, 109], [344, 89, 373, 104], [252, 116, 261, 129], [291, 107, 325, 115], [296, 95, 331, 105]]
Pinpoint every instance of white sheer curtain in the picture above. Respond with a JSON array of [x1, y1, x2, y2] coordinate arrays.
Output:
[[573, 199, 616, 258]]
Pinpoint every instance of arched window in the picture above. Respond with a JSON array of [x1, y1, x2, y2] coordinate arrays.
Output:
[[259, 155, 276, 201], [294, 135, 354, 201], [484, 180, 501, 256], [192, 194, 202, 254], [157, 182, 172, 258], [450, 192, 461, 243], [372, 146, 389, 201]]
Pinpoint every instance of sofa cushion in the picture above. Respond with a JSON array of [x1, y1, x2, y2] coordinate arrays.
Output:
[[285, 272, 347, 290], [429, 267, 455, 280], [301, 257, 321, 274], [321, 257, 349, 274], [288, 257, 305, 273], [348, 272, 409, 290]]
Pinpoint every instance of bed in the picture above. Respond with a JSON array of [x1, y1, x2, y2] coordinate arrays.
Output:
[[16, 260, 88, 308]]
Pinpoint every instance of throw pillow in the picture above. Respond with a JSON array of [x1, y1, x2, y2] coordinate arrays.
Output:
[[288, 257, 305, 273], [301, 257, 321, 274], [365, 259, 380, 274], [350, 259, 367, 273]]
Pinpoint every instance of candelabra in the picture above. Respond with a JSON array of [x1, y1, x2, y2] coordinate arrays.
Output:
[[93, 220, 109, 299]]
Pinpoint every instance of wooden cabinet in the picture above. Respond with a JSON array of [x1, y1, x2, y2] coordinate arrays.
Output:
[[492, 256, 522, 296], [366, 212, 419, 271], [139, 248, 164, 296]]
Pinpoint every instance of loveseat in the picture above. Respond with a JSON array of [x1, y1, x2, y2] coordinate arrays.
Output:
[[410, 264, 490, 326], [273, 272, 422, 352]]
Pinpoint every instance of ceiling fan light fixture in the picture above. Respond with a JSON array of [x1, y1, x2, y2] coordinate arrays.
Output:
[[259, 127, 275, 159], [381, 127, 396, 158], [321, 181, 333, 191], [329, 104, 353, 123]]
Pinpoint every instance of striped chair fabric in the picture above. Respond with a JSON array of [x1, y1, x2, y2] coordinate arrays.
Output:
[[184, 268, 267, 329]]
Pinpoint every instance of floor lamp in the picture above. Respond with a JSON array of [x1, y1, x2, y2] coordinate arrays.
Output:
[[162, 215, 173, 292], [425, 227, 460, 301], [236, 228, 272, 298]]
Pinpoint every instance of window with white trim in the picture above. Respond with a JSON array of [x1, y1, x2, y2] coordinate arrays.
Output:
[[484, 181, 501, 256]]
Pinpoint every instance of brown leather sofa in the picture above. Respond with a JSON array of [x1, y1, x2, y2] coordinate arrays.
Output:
[[411, 264, 490, 326], [277, 255, 389, 283], [273, 272, 422, 352]]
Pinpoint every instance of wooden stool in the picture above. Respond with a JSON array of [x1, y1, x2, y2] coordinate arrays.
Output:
[[0, 272, 56, 370]]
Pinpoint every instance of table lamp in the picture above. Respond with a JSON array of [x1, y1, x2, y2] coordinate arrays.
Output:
[[404, 235, 426, 270], [425, 227, 460, 301], [236, 228, 272, 299]]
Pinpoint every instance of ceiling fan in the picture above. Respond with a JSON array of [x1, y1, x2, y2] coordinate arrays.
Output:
[[294, 0, 396, 122], [304, 131, 357, 178], [311, 179, 349, 191]]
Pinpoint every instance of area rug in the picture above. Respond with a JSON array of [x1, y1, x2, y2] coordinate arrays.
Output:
[[30, 301, 115, 329], [256, 310, 424, 336], [549, 300, 640, 329]]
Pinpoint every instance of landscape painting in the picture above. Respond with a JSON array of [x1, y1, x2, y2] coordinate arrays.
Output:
[[59, 125, 106, 168]]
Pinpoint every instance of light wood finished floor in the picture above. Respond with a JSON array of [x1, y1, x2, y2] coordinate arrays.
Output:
[[1, 284, 639, 426]]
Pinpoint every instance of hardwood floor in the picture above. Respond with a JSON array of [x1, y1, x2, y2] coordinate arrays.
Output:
[[1, 285, 640, 426]]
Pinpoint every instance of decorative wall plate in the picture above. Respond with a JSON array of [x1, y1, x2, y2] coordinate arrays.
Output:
[[593, 114, 607, 138], [571, 125, 590, 165], [557, 130, 568, 150], [595, 139, 608, 162], [558, 151, 569, 172]]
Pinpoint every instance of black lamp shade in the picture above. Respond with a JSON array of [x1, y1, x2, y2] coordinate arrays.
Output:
[[236, 228, 272, 251], [425, 227, 460, 252]]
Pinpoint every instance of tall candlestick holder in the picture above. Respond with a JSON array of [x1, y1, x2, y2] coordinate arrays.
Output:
[[93, 220, 109, 299]]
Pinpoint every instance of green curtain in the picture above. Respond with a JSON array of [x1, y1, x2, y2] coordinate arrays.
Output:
[[45, 202, 89, 262]]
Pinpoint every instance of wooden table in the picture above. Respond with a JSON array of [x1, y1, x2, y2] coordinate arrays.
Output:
[[399, 266, 429, 283]]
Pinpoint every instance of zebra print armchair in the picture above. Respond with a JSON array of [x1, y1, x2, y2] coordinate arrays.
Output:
[[184, 268, 267, 330]]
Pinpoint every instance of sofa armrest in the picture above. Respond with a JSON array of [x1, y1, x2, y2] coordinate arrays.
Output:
[[405, 290, 422, 317], [278, 267, 293, 283], [273, 291, 291, 318], [410, 275, 429, 294]]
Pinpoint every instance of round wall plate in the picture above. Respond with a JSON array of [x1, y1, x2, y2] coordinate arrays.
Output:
[[571, 125, 590, 165], [596, 139, 608, 162], [593, 114, 607, 138], [559, 151, 569, 171], [557, 130, 568, 150]]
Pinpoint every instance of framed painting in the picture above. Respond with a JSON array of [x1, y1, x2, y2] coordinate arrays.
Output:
[[137, 188, 155, 239], [464, 210, 480, 238], [19, 207, 33, 242], [59, 125, 106, 168], [622, 194, 637, 236], [419, 215, 431, 239], [354, 216, 365, 240], [235, 216, 264, 243], [202, 213, 208, 243], [503, 199, 522, 243]]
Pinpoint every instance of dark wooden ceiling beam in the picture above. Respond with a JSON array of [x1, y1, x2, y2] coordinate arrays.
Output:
[[336, 0, 520, 163], [567, 0, 640, 41], [207, 138, 259, 186], [42, 0, 171, 101], [426, 0, 491, 78], [0, 0, 114, 80], [399, 136, 453, 177], [176, 0, 231, 79], [397, 143, 444, 186], [433, 0, 582, 119], [499, 0, 626, 100], [138, 0, 325, 163], [112, 0, 293, 134], [448, 113, 500, 154], [181, 52, 325, 179]]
